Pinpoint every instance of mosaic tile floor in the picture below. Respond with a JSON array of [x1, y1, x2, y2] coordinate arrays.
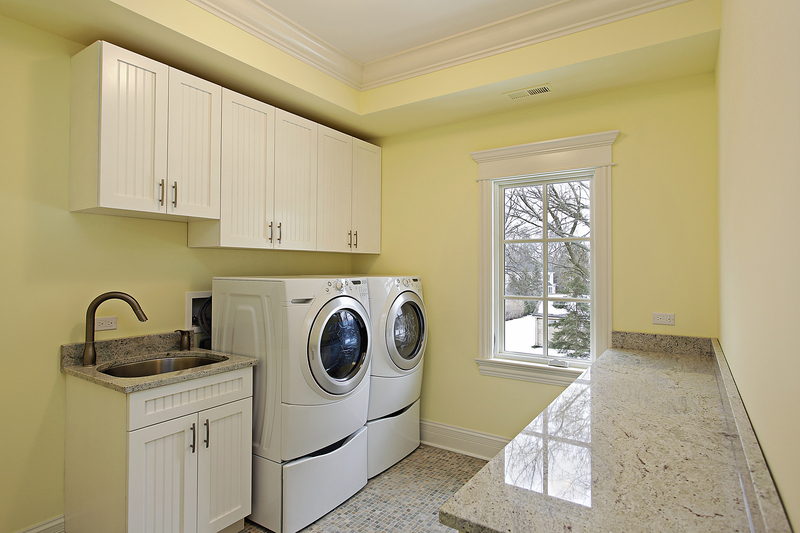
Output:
[[242, 444, 487, 533]]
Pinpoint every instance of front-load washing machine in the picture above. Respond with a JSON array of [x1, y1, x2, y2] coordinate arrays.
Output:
[[212, 276, 372, 533], [365, 276, 427, 478]]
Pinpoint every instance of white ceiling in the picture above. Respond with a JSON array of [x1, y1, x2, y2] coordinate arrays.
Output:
[[256, 0, 556, 64]]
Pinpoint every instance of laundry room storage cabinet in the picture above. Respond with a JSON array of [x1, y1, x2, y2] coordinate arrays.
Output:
[[188, 89, 277, 248], [64, 368, 253, 533], [317, 126, 381, 254], [70, 40, 222, 220]]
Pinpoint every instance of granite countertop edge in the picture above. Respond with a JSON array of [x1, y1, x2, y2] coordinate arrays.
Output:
[[61, 331, 257, 394]]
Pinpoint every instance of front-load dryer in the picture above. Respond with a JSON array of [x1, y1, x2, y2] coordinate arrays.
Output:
[[212, 276, 372, 533], [365, 276, 427, 478]]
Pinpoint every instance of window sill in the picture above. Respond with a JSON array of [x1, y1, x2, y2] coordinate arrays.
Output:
[[475, 357, 585, 387]]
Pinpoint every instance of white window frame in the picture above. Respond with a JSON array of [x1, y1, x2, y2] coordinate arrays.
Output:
[[473, 131, 618, 387]]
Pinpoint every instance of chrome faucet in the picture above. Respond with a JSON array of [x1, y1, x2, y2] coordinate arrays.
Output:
[[83, 291, 148, 366]]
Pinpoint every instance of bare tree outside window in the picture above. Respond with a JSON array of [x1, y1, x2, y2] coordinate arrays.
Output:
[[502, 178, 591, 360]]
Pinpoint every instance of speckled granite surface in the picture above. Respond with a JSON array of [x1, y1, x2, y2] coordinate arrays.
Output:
[[612, 330, 713, 355], [61, 332, 257, 394], [440, 345, 791, 532]]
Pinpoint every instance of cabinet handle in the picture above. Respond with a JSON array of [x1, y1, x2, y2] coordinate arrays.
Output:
[[190, 422, 196, 454], [204, 419, 210, 448], [159, 179, 165, 206], [172, 181, 178, 208], [277, 223, 282, 243], [348, 230, 352, 248], [268, 222, 273, 243], [354, 231, 358, 248]]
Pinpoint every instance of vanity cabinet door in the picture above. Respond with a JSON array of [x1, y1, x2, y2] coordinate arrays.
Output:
[[197, 399, 253, 533], [274, 109, 318, 250], [128, 413, 198, 533], [167, 68, 222, 219]]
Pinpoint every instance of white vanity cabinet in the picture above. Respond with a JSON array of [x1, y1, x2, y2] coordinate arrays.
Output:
[[317, 126, 381, 254], [70, 40, 221, 220], [65, 368, 253, 533]]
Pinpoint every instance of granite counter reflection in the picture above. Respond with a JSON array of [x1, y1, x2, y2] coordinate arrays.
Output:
[[439, 348, 779, 532]]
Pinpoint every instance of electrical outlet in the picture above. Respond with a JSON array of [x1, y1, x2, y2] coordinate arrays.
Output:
[[95, 316, 117, 331], [652, 313, 675, 326]]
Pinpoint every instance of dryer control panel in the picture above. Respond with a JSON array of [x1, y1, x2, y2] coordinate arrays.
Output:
[[322, 278, 370, 308], [395, 277, 422, 293]]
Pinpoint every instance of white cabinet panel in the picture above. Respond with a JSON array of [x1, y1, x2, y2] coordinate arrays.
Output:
[[352, 139, 382, 254], [317, 126, 353, 253], [128, 413, 198, 533], [167, 69, 222, 219], [275, 109, 318, 250], [188, 89, 276, 248], [198, 399, 253, 533]]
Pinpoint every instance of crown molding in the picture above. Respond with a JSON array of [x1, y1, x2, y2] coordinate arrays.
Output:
[[188, 0, 689, 92]]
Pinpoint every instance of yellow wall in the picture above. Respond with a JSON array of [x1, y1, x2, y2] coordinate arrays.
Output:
[[717, 0, 800, 525], [355, 72, 719, 437], [0, 14, 352, 532]]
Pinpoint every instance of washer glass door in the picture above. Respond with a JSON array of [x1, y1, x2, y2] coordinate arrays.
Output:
[[386, 292, 427, 371], [309, 296, 371, 395]]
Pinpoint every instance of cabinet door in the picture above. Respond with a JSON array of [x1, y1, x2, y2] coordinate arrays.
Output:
[[317, 126, 353, 253], [352, 139, 381, 254], [98, 42, 169, 213], [274, 109, 318, 250], [128, 413, 198, 533], [197, 399, 253, 533], [219, 89, 276, 248], [167, 68, 222, 219]]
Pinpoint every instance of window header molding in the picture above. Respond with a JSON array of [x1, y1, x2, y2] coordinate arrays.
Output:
[[471, 130, 620, 180]]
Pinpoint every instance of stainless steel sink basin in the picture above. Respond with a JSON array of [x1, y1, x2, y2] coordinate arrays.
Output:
[[100, 355, 226, 378]]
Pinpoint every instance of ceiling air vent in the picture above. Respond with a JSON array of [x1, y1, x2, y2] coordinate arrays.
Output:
[[504, 84, 553, 100]]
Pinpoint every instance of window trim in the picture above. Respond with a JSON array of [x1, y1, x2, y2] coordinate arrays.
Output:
[[473, 131, 618, 387]]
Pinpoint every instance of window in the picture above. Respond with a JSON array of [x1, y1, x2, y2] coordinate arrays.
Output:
[[472, 131, 617, 386]]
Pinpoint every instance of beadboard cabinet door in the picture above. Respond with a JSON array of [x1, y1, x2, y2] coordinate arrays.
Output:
[[317, 126, 353, 253], [71, 40, 169, 215], [188, 89, 276, 248], [197, 399, 253, 533], [351, 138, 381, 254], [274, 109, 318, 251], [167, 68, 222, 219], [128, 413, 198, 533]]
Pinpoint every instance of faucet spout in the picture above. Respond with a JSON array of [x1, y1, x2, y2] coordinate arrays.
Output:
[[83, 291, 148, 366]]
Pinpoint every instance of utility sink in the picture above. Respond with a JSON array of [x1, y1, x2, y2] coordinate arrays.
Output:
[[99, 354, 227, 378]]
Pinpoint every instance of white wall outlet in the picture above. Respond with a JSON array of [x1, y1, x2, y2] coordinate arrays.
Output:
[[95, 316, 117, 331], [652, 313, 675, 326]]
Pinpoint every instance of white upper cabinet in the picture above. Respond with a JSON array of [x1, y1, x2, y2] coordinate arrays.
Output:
[[317, 127, 381, 254], [352, 138, 382, 254], [167, 68, 222, 219], [317, 126, 353, 253], [70, 41, 221, 221], [188, 89, 276, 248], [274, 109, 318, 251]]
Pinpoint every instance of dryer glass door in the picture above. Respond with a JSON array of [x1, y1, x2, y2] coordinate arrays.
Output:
[[386, 292, 427, 371], [309, 296, 371, 395]]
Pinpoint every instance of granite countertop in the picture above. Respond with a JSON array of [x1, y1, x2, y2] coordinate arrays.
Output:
[[440, 336, 791, 532], [61, 331, 257, 394]]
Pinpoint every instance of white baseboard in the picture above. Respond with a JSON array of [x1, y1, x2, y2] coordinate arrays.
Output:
[[420, 419, 508, 461], [16, 516, 64, 533]]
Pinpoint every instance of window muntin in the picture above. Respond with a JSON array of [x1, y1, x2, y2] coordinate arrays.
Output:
[[497, 172, 594, 366]]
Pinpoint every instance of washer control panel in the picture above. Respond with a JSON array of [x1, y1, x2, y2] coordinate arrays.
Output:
[[395, 277, 422, 293], [323, 278, 370, 307]]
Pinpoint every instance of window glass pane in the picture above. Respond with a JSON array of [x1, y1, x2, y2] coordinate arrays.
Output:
[[548, 241, 590, 299], [505, 185, 543, 240], [503, 299, 544, 356], [505, 243, 543, 297], [547, 180, 590, 238], [548, 302, 591, 360]]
